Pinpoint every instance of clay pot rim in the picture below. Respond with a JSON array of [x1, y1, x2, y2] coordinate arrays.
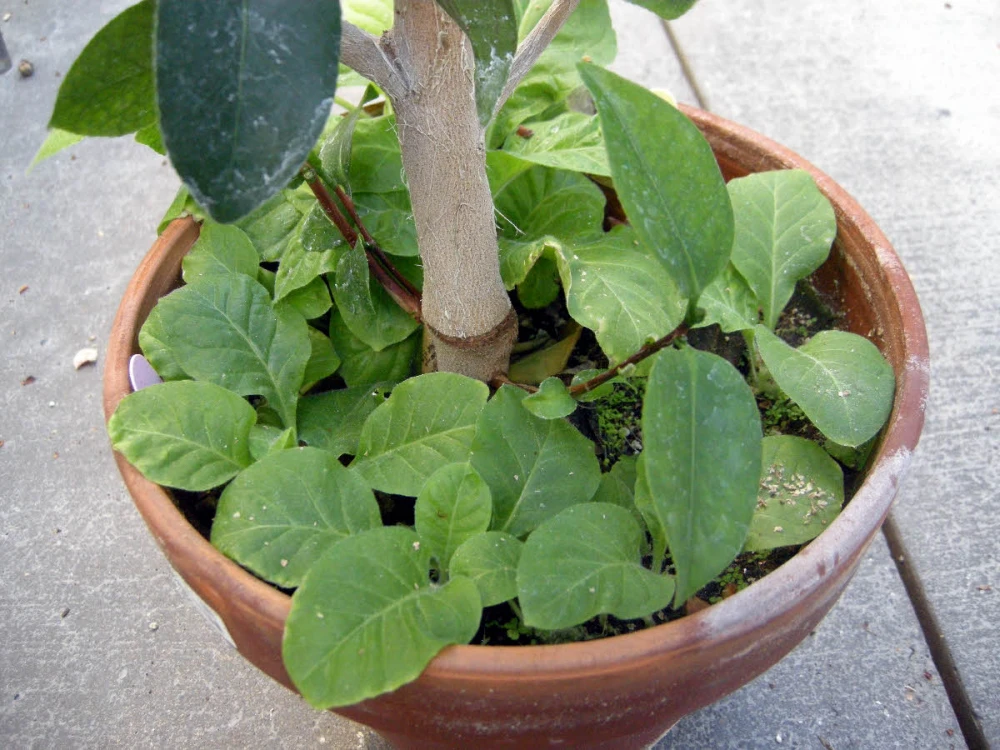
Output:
[[103, 105, 929, 684]]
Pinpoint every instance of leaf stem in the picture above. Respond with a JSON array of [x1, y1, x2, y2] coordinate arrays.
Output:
[[568, 325, 689, 397], [489, 373, 539, 393]]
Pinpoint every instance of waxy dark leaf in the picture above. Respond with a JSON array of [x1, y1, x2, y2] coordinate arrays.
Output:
[[50, 0, 156, 137], [155, 0, 342, 221]]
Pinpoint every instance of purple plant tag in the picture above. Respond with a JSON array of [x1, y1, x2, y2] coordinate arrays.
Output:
[[128, 354, 163, 391]]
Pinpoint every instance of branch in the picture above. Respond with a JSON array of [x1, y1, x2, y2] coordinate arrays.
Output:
[[339, 20, 406, 98], [494, 0, 581, 117], [567, 325, 689, 398]]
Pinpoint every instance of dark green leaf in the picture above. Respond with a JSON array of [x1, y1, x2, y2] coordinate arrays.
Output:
[[108, 381, 255, 491], [353, 373, 490, 496], [579, 63, 733, 301], [517, 503, 674, 629], [50, 0, 156, 136], [328, 311, 420, 386], [284, 526, 481, 708], [746, 436, 844, 552], [212, 447, 381, 587], [155, 0, 341, 221], [641, 347, 762, 604], [470, 385, 601, 537], [754, 326, 895, 447]]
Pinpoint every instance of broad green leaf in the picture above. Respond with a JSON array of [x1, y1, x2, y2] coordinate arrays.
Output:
[[350, 115, 405, 194], [632, 453, 664, 564], [641, 347, 762, 604], [729, 171, 836, 329], [143, 274, 310, 428], [181, 223, 260, 283], [328, 311, 420, 386], [273, 203, 346, 301], [754, 326, 895, 447], [746, 436, 844, 552], [415, 463, 492, 571], [30, 129, 84, 169], [592, 454, 640, 519], [351, 191, 420, 257], [517, 254, 562, 309], [579, 63, 733, 302], [317, 84, 379, 189], [212, 447, 381, 587], [236, 187, 315, 263], [450, 531, 523, 607], [155, 1, 340, 221], [333, 240, 420, 351], [343, 0, 393, 33], [623, 0, 698, 19], [298, 383, 390, 457], [501, 112, 609, 176], [555, 225, 686, 364], [470, 386, 601, 537], [278, 276, 333, 321], [517, 503, 674, 629], [284, 526, 481, 708], [134, 121, 165, 154], [508, 322, 582, 385], [522, 377, 577, 419], [138, 307, 189, 381], [248, 424, 297, 461], [353, 373, 489, 495], [49, 0, 156, 137], [436, 0, 518, 126], [108, 381, 255, 491], [302, 327, 341, 389], [694, 263, 759, 333]]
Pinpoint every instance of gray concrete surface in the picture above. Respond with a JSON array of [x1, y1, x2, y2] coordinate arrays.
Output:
[[1, 1, 995, 748]]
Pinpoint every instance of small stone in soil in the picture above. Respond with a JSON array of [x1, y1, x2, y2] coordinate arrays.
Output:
[[60, 608, 70, 618], [18, 59, 33, 77], [148, 622, 159, 631]]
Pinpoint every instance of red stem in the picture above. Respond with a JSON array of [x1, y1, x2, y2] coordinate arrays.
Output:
[[567, 325, 689, 397]]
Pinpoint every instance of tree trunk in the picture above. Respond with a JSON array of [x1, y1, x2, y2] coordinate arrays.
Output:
[[389, 0, 517, 381]]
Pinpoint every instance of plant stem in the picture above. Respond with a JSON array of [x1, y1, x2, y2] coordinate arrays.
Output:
[[489, 374, 539, 393], [567, 325, 690, 397]]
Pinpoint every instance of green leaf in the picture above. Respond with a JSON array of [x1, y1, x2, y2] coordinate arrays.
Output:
[[450, 531, 523, 607], [349, 192, 420, 257], [522, 377, 577, 419], [158, 186, 208, 234], [746, 436, 844, 552], [138, 306, 189, 382], [302, 327, 341, 389], [343, 0, 393, 34], [49, 0, 156, 137], [579, 63, 733, 301], [333, 240, 420, 351], [134, 121, 165, 154], [623, 0, 698, 20], [248, 424, 296, 461], [501, 112, 609, 176], [508, 322, 582, 385], [273, 204, 345, 301], [143, 274, 310, 428], [415, 463, 492, 571], [155, 1, 341, 221], [108, 381, 255, 491], [317, 84, 379, 189], [694, 263, 759, 333], [470, 386, 601, 537], [278, 276, 333, 321], [350, 115, 406, 194], [592, 454, 640, 519], [284, 526, 481, 709], [236, 187, 315, 263], [181, 223, 260, 283], [212, 447, 381, 587], [754, 326, 895, 447], [298, 383, 390, 457], [353, 373, 490, 496], [517, 503, 674, 629], [517, 254, 561, 309], [30, 129, 84, 170], [328, 311, 420, 386], [555, 225, 686, 364], [437, 0, 518, 126], [729, 170, 836, 329], [641, 347, 762, 604]]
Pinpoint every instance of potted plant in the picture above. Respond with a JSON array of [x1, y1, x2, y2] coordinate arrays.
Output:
[[45, 0, 928, 747]]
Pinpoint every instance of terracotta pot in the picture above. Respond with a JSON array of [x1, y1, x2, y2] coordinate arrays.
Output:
[[103, 106, 929, 749]]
